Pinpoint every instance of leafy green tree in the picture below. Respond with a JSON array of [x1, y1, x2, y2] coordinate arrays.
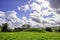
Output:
[[0, 26, 2, 31], [1, 23, 9, 32], [22, 24, 31, 29], [14, 27, 23, 32], [46, 27, 52, 32], [57, 26, 60, 32]]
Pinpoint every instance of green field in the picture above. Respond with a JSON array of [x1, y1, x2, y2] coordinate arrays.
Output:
[[0, 32, 60, 40]]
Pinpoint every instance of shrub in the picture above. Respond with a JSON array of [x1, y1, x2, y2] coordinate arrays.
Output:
[[0, 26, 2, 32], [54, 26, 60, 32], [14, 27, 24, 32], [22, 28, 46, 32], [46, 27, 52, 32], [57, 26, 60, 32], [8, 29, 14, 32], [22, 24, 31, 29], [1, 23, 9, 32], [58, 30, 60, 32]]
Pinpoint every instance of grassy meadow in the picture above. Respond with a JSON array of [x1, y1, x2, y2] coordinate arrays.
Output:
[[0, 32, 60, 40]]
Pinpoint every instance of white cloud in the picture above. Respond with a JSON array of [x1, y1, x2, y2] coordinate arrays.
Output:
[[48, 0, 60, 9], [18, 0, 60, 27], [0, 11, 6, 25], [22, 16, 28, 24], [24, 4, 30, 11], [30, 2, 42, 12], [17, 6, 21, 11], [1, 0, 59, 28], [0, 10, 23, 28], [0, 11, 5, 17], [17, 4, 30, 12]]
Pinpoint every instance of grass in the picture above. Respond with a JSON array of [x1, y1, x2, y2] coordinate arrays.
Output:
[[0, 32, 60, 40]]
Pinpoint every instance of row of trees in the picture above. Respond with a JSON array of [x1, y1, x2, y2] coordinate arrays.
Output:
[[0, 23, 60, 32], [0, 23, 31, 32]]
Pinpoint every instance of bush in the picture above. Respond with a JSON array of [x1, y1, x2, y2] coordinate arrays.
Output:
[[22, 24, 31, 29], [8, 29, 14, 32], [57, 26, 60, 32], [46, 27, 52, 32], [58, 30, 60, 32], [22, 28, 46, 32], [54, 26, 60, 32], [0, 26, 2, 32], [1, 23, 9, 32], [13, 27, 24, 32]]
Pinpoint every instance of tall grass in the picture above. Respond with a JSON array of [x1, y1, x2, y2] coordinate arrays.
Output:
[[0, 32, 60, 40]]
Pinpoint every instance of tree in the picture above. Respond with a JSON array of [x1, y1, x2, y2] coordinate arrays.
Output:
[[56, 26, 60, 32], [58, 26, 60, 32], [14, 27, 23, 32], [0, 26, 2, 31], [22, 24, 31, 29], [1, 23, 9, 32], [46, 27, 52, 32]]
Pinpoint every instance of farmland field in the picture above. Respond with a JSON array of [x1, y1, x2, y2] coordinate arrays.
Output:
[[0, 32, 60, 40]]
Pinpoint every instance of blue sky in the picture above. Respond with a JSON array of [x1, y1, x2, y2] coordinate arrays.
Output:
[[0, 0, 60, 28], [0, 0, 30, 19]]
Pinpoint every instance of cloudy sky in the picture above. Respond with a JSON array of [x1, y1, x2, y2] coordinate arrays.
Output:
[[0, 0, 60, 28]]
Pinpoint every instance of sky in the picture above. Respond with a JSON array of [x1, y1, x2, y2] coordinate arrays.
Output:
[[0, 0, 30, 18], [0, 0, 60, 28]]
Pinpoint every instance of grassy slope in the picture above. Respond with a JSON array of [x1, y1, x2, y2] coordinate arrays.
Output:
[[0, 32, 60, 40]]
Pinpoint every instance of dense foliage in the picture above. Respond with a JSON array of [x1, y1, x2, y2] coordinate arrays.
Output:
[[1, 23, 9, 32], [45, 27, 52, 32], [0, 23, 60, 32]]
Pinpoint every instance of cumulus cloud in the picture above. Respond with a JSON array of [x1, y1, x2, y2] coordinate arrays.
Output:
[[17, 6, 21, 11], [18, 0, 60, 27], [1, 0, 60, 28], [17, 4, 30, 12], [48, 0, 60, 9], [21, 16, 28, 25], [0, 11, 23, 28], [48, 0, 60, 15], [0, 11, 6, 25]]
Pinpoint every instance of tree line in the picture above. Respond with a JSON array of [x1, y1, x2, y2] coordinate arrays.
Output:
[[0, 23, 60, 32]]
